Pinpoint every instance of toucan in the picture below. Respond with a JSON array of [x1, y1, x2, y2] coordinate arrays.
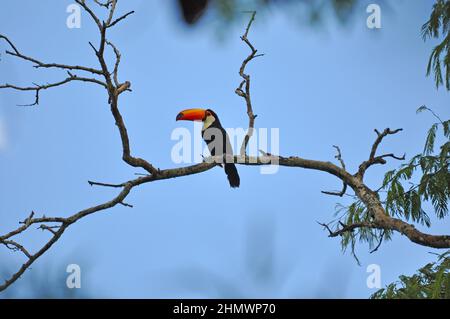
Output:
[[176, 108, 240, 188]]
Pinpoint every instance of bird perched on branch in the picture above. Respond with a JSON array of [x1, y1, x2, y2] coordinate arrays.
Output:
[[176, 108, 240, 188]]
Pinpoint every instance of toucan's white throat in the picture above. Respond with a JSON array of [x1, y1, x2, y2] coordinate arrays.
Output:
[[202, 114, 215, 131]]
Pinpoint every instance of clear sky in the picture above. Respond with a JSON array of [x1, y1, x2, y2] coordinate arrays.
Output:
[[0, 0, 449, 298]]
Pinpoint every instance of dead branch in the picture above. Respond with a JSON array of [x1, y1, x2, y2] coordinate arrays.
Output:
[[0, 34, 103, 75], [235, 11, 263, 156], [357, 128, 405, 178], [318, 221, 376, 237], [0, 72, 107, 106], [370, 230, 386, 254], [322, 145, 348, 197]]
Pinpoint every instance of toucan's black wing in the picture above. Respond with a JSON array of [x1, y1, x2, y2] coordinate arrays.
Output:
[[202, 125, 233, 159], [202, 123, 240, 188]]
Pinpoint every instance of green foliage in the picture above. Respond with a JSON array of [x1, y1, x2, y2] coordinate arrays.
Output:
[[334, 200, 393, 264], [335, 108, 449, 260], [422, 0, 450, 90], [382, 108, 450, 223], [337, 201, 368, 264], [371, 251, 450, 299]]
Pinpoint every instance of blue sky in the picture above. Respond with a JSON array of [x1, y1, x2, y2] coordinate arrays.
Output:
[[0, 0, 449, 298]]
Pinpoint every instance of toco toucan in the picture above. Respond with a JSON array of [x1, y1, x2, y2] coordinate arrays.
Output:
[[176, 108, 240, 188]]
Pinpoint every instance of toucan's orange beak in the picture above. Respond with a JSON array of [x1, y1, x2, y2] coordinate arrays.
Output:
[[176, 108, 206, 121]]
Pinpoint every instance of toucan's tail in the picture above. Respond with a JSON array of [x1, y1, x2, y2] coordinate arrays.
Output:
[[225, 163, 240, 188]]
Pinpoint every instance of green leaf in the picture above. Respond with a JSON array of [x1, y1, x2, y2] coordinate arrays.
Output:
[[372, 252, 450, 299], [416, 105, 429, 114], [424, 123, 438, 155]]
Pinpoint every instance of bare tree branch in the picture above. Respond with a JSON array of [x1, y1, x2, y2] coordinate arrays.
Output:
[[0, 72, 107, 106], [235, 11, 263, 156], [108, 10, 135, 28], [75, 0, 102, 29], [1, 239, 32, 259], [370, 230, 386, 254], [0, 34, 103, 75], [106, 40, 121, 86], [93, 0, 113, 9], [322, 145, 348, 197], [88, 180, 125, 188], [357, 128, 405, 178], [318, 221, 376, 237]]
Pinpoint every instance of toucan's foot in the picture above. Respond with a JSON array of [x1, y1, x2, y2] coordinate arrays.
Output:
[[201, 155, 223, 167]]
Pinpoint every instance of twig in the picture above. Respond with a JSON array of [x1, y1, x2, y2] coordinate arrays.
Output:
[[108, 11, 135, 28], [88, 180, 126, 188], [38, 224, 60, 236], [94, 0, 113, 9], [1, 239, 32, 259], [235, 11, 262, 156], [357, 128, 404, 178], [119, 202, 133, 208], [106, 40, 121, 86], [317, 221, 375, 238], [0, 34, 103, 75], [370, 230, 386, 254], [322, 145, 347, 197], [0, 73, 107, 106]]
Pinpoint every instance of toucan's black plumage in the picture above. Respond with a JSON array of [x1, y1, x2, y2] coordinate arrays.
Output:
[[176, 108, 240, 188], [202, 109, 240, 188]]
